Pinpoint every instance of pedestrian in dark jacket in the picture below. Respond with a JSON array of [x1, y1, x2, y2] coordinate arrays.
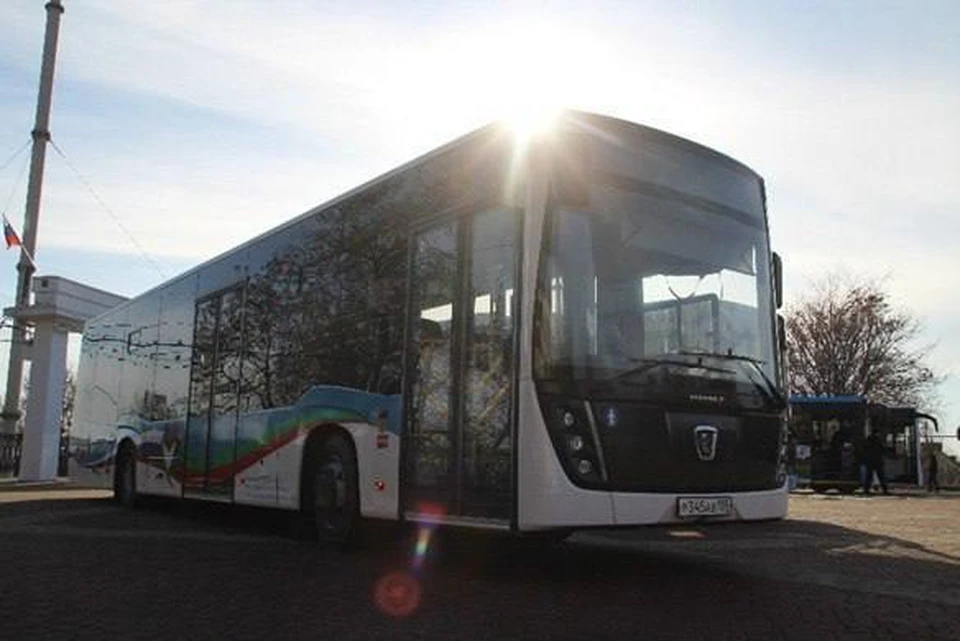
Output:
[[863, 430, 889, 495], [926, 452, 940, 493]]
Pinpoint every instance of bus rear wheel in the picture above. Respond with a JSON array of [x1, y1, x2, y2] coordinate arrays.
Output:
[[304, 433, 360, 549], [114, 442, 137, 508]]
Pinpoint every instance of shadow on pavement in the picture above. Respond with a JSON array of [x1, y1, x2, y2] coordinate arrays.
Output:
[[2, 493, 958, 640], [2, 493, 957, 597]]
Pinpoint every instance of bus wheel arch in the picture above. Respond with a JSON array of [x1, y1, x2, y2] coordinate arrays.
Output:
[[113, 438, 137, 508], [300, 425, 361, 548]]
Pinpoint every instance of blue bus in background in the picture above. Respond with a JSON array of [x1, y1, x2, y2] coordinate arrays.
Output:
[[788, 395, 937, 492]]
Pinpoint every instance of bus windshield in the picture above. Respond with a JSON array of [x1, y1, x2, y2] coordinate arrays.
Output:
[[534, 179, 779, 406]]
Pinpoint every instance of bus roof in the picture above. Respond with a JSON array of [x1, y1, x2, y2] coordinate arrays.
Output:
[[86, 110, 764, 323]]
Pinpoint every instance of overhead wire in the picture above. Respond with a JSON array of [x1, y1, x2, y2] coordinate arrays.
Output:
[[0, 139, 31, 176], [1, 149, 31, 218], [0, 141, 35, 356], [0, 150, 29, 338], [48, 138, 168, 281]]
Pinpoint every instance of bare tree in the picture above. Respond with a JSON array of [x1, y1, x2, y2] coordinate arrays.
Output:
[[61, 371, 76, 434], [785, 275, 939, 408]]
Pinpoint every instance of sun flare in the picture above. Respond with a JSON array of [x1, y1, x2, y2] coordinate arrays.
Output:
[[503, 103, 562, 143]]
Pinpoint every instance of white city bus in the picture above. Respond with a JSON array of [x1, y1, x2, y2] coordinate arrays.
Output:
[[70, 110, 789, 544]]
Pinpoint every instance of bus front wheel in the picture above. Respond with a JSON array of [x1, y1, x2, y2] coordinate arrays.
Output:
[[114, 442, 137, 508], [304, 432, 361, 549]]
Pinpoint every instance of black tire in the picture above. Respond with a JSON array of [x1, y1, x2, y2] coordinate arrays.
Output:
[[114, 442, 137, 508], [302, 432, 361, 549]]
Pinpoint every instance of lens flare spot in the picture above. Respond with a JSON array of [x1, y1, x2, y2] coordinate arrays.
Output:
[[415, 527, 431, 556], [411, 526, 435, 571], [374, 571, 422, 618], [409, 501, 444, 571]]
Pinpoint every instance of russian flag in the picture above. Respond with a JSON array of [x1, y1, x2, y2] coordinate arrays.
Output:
[[3, 215, 22, 249]]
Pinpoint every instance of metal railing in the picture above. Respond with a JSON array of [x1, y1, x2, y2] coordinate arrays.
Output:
[[0, 433, 70, 478], [0, 433, 23, 477]]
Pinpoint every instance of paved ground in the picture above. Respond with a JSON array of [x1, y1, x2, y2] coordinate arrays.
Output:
[[0, 487, 957, 640]]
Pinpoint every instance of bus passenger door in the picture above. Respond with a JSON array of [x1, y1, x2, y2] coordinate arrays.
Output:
[[184, 289, 241, 500], [184, 297, 217, 496], [405, 209, 517, 522], [207, 289, 242, 498], [405, 221, 459, 515]]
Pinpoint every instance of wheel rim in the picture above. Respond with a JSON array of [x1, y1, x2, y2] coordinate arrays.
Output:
[[314, 455, 347, 536]]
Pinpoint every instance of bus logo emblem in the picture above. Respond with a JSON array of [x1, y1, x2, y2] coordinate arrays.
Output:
[[694, 425, 719, 461]]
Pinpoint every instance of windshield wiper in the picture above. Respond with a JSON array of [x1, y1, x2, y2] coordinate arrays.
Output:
[[677, 350, 787, 409], [610, 356, 735, 383]]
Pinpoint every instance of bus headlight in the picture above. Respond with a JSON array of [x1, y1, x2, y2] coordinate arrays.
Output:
[[548, 400, 602, 484]]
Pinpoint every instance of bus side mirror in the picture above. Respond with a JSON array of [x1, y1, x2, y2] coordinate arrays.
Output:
[[772, 252, 783, 309]]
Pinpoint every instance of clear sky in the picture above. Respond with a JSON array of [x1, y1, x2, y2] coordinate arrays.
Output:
[[1, 0, 958, 454]]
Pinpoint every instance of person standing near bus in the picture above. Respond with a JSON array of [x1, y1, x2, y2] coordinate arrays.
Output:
[[785, 429, 798, 490], [926, 451, 940, 493], [863, 430, 889, 495]]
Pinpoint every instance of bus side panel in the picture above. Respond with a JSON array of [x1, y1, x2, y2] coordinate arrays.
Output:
[[234, 450, 280, 507], [233, 410, 283, 507], [68, 454, 112, 490], [67, 431, 124, 491], [233, 406, 303, 508], [274, 433, 305, 510], [70, 306, 130, 491], [136, 420, 185, 498], [342, 423, 400, 520], [67, 350, 114, 490]]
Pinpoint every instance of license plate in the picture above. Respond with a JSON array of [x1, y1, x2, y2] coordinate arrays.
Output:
[[677, 496, 733, 518]]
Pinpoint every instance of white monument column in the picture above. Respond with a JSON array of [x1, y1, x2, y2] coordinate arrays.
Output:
[[7, 276, 128, 481], [18, 319, 69, 480]]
